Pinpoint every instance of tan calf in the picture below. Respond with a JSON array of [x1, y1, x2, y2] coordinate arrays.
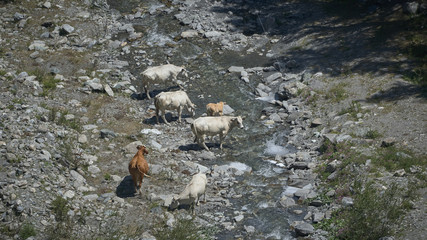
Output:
[[206, 101, 225, 116]]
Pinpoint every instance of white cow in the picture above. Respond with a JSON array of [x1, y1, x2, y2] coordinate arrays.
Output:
[[191, 116, 244, 151], [141, 64, 188, 99], [154, 90, 196, 124], [169, 173, 207, 215]]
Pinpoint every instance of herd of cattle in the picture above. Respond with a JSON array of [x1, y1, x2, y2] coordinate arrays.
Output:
[[128, 63, 245, 214]]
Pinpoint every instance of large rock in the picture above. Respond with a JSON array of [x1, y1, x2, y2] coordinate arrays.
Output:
[[279, 196, 296, 208], [14, 12, 25, 22], [381, 137, 396, 147], [288, 162, 309, 170], [294, 222, 314, 237], [100, 129, 117, 138], [28, 41, 48, 51], [228, 66, 245, 73], [123, 141, 143, 153], [204, 31, 222, 38], [60, 24, 75, 36], [342, 197, 354, 206], [85, 78, 104, 91], [181, 30, 199, 38], [265, 72, 282, 83], [88, 165, 101, 174], [104, 84, 114, 97], [223, 104, 235, 115]]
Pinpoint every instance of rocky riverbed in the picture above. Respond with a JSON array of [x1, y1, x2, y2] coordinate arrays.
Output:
[[1, 0, 426, 239]]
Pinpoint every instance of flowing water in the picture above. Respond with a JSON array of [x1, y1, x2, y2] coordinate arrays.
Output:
[[109, 1, 304, 238]]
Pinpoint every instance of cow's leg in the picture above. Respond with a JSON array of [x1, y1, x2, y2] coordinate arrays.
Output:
[[192, 199, 197, 215], [177, 106, 183, 123], [198, 135, 210, 151], [138, 176, 143, 195], [155, 108, 160, 124], [219, 133, 227, 150], [144, 86, 151, 100], [161, 111, 169, 125], [132, 175, 138, 193]]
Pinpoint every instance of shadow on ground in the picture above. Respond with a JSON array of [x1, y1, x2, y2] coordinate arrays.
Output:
[[210, 0, 426, 88], [116, 175, 136, 198], [368, 80, 427, 102]]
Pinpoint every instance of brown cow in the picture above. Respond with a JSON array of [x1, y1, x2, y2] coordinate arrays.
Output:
[[206, 101, 225, 116], [128, 145, 150, 195]]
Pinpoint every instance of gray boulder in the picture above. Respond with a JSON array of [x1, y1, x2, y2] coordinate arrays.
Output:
[[60, 24, 75, 36], [294, 222, 314, 237], [279, 196, 296, 208], [100, 129, 117, 138]]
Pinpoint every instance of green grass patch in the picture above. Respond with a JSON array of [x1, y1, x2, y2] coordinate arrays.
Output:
[[104, 173, 111, 181], [372, 146, 427, 172], [338, 101, 366, 120], [58, 113, 82, 132], [30, 68, 60, 96], [339, 182, 410, 240], [0, 224, 16, 237], [325, 82, 348, 102], [403, 67, 427, 86], [364, 129, 382, 139], [19, 223, 37, 239], [154, 218, 216, 240], [11, 98, 25, 104]]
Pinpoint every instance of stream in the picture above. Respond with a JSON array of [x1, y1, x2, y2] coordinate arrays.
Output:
[[108, 0, 305, 238]]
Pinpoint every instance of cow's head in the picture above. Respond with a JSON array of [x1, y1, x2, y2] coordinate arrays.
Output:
[[169, 195, 180, 210], [232, 116, 244, 129], [187, 103, 196, 116], [136, 145, 149, 155], [180, 66, 188, 78]]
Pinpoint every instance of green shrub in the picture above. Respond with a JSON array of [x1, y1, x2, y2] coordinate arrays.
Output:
[[317, 181, 410, 240], [30, 68, 59, 96], [364, 129, 382, 139], [51, 196, 69, 222], [59, 139, 82, 170], [49, 107, 58, 122], [58, 113, 82, 132], [338, 182, 407, 240], [42, 75, 60, 91], [19, 223, 37, 239], [104, 173, 111, 181], [154, 219, 199, 240], [403, 67, 427, 86]]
